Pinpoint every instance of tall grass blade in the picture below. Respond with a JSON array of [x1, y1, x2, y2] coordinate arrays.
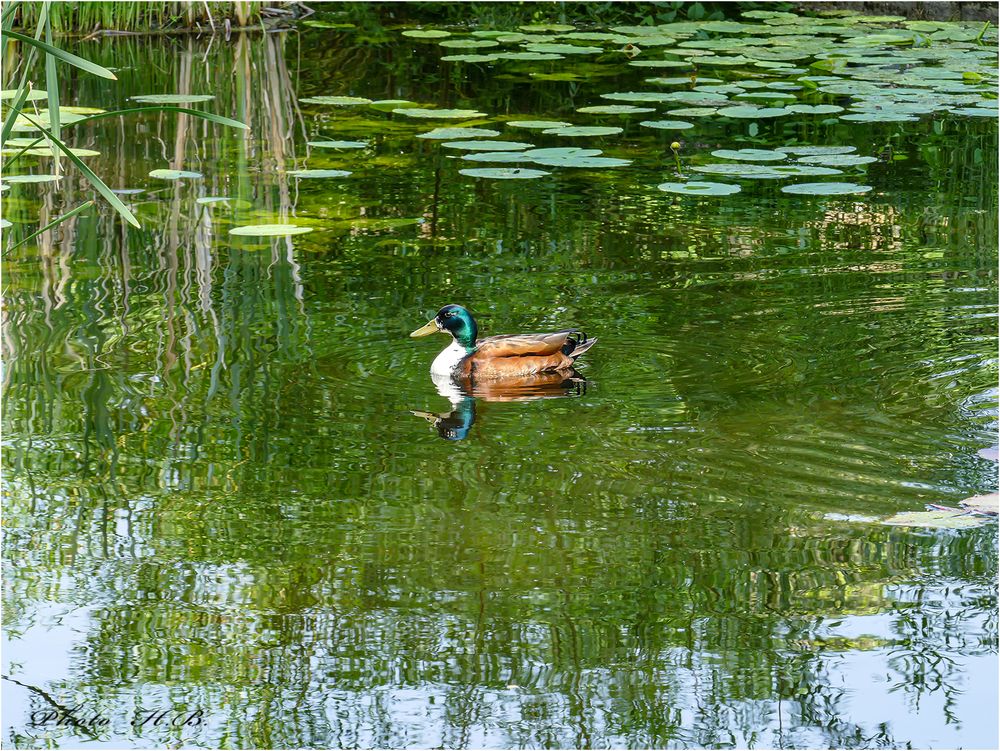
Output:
[[7, 200, 94, 251], [1, 83, 33, 146], [69, 106, 250, 130], [44, 1, 61, 172], [2, 135, 45, 166], [1, 30, 117, 79], [18, 113, 139, 227], [1, 0, 19, 30]]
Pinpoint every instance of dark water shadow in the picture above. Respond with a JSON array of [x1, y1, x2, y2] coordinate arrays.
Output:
[[412, 370, 587, 441]]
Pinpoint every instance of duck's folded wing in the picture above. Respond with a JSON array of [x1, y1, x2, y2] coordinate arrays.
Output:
[[475, 331, 582, 358]]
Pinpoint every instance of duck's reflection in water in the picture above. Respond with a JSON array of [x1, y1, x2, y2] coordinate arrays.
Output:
[[412, 370, 587, 441]]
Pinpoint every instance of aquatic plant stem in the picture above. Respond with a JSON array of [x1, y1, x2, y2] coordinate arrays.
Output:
[[7, 201, 95, 252]]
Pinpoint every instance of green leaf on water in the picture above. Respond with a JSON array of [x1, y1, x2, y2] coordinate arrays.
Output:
[[882, 510, 985, 529], [541, 126, 623, 137], [629, 59, 691, 68], [840, 112, 919, 123], [441, 140, 533, 151], [307, 140, 368, 149], [786, 104, 845, 114], [781, 182, 873, 195], [369, 100, 419, 111], [393, 108, 488, 119], [524, 43, 602, 55], [441, 54, 501, 63], [524, 148, 602, 159], [577, 105, 656, 115], [416, 127, 500, 139], [402, 29, 451, 38], [439, 39, 499, 49], [0, 88, 48, 101], [458, 167, 550, 179], [130, 94, 214, 104], [658, 181, 741, 196], [149, 168, 202, 179], [797, 154, 877, 166], [667, 107, 718, 117], [711, 148, 787, 162], [505, 120, 572, 129], [949, 107, 999, 117], [494, 52, 565, 61], [288, 169, 352, 178], [230, 224, 314, 237], [461, 151, 533, 163], [960, 493, 999, 516], [639, 120, 695, 130], [300, 96, 373, 106], [716, 105, 792, 118], [777, 145, 857, 156], [3, 173, 62, 183]]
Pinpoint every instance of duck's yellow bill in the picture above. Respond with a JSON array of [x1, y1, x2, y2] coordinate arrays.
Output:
[[409, 319, 439, 338]]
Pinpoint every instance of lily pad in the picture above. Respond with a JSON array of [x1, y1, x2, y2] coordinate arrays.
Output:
[[711, 148, 787, 162], [149, 169, 202, 180], [785, 104, 846, 114], [716, 105, 792, 118], [307, 140, 368, 149], [691, 163, 786, 179], [393, 108, 488, 119], [629, 59, 692, 68], [527, 150, 631, 167], [459, 167, 550, 179], [300, 96, 373, 106], [494, 52, 565, 61], [1, 88, 48, 101], [777, 145, 858, 156], [230, 224, 314, 237], [658, 181, 741, 196], [460, 152, 533, 163], [524, 43, 603, 55], [523, 148, 602, 159], [131, 94, 214, 104], [949, 107, 1000, 117], [667, 107, 718, 117], [369, 99, 419, 111], [505, 120, 572, 129], [797, 154, 877, 166], [541, 126, 623, 137], [770, 165, 843, 176], [882, 510, 985, 529], [287, 169, 352, 178], [402, 29, 451, 38], [577, 105, 656, 114], [439, 39, 500, 49], [441, 140, 533, 151], [960, 493, 999, 516], [416, 127, 500, 139], [780, 182, 873, 195], [2, 174, 62, 183], [639, 120, 695, 130], [840, 112, 919, 123], [439, 52, 498, 62]]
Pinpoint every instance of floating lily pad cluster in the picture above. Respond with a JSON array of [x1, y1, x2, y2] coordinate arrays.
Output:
[[390, 8, 997, 131], [663, 144, 879, 196]]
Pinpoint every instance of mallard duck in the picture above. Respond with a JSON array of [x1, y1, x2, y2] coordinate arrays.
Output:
[[410, 304, 596, 379]]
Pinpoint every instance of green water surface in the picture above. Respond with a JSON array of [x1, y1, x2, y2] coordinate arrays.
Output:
[[2, 6, 998, 749]]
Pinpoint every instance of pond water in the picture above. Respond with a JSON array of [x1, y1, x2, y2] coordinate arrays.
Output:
[[2, 6, 998, 749]]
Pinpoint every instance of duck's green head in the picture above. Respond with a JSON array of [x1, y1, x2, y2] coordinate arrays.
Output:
[[409, 304, 478, 352]]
